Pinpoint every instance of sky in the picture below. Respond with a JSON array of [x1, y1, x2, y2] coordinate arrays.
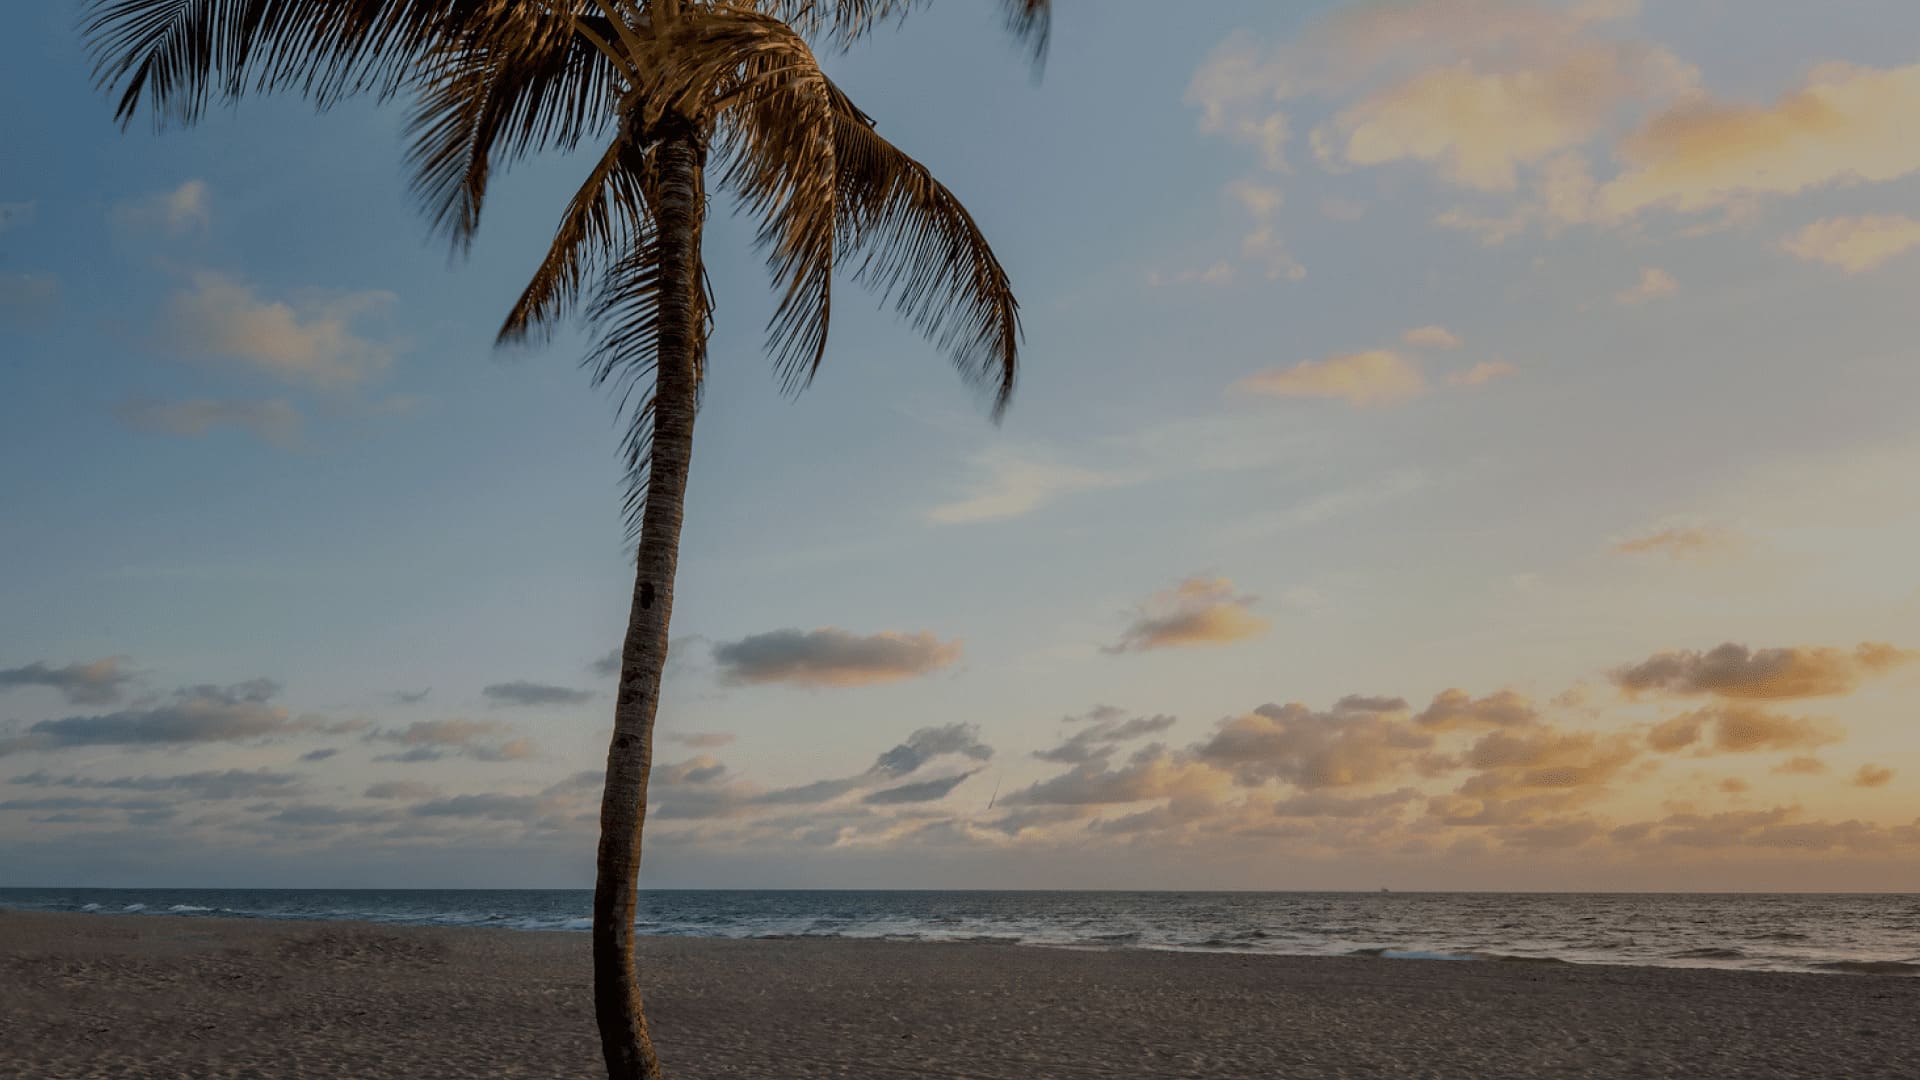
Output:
[[3, 0, 1919, 891]]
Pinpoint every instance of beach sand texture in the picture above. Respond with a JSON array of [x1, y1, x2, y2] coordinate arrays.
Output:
[[3, 911, 1915, 1079]]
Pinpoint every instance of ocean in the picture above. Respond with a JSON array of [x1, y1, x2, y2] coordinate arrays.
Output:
[[2, 888, 1915, 976]]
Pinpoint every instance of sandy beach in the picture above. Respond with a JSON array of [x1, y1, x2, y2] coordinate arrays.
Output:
[[3, 911, 1915, 1079]]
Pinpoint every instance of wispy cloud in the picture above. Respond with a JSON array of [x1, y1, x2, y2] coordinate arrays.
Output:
[[926, 447, 1139, 525], [115, 180, 211, 234], [1238, 349, 1427, 407], [1615, 267, 1678, 305], [117, 397, 303, 448], [1612, 524, 1741, 561], [1402, 325, 1463, 350], [1106, 578, 1270, 654], [1781, 215, 1920, 274], [162, 271, 398, 388]]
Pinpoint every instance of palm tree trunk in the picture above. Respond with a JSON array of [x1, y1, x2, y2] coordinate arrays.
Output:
[[592, 122, 706, 1080]]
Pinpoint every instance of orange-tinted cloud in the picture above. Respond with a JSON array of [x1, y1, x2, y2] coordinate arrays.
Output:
[[1413, 688, 1539, 731], [1855, 764, 1895, 788], [1238, 350, 1426, 406], [1193, 700, 1434, 789], [1647, 705, 1841, 755], [1611, 524, 1740, 560], [1781, 215, 1920, 274], [1402, 325, 1463, 349], [1773, 755, 1829, 776], [1600, 62, 1920, 218], [1612, 642, 1917, 700], [1106, 578, 1270, 654], [1325, 39, 1688, 192]]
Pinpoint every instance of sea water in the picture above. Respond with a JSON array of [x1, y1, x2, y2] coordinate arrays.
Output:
[[2, 888, 1915, 975]]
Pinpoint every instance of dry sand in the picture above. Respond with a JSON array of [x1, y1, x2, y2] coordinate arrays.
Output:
[[3, 910, 1915, 1079]]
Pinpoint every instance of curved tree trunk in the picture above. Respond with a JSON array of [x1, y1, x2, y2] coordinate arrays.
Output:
[[592, 124, 706, 1080]]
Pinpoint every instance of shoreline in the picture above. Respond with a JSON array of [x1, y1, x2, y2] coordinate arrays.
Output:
[[6, 910, 1918, 1078]]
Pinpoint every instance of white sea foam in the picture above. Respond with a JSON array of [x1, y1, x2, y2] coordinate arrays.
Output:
[[168, 904, 213, 913]]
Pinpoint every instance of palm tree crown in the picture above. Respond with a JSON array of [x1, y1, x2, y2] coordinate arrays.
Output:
[[86, 0, 1043, 519]]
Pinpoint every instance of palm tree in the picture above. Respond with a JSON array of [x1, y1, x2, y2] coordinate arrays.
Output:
[[84, 2, 1048, 1076]]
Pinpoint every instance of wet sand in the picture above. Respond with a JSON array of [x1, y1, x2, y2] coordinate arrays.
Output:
[[2, 910, 1915, 1078]]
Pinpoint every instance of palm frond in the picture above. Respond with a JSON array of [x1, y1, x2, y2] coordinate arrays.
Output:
[[826, 83, 1021, 414], [405, 13, 629, 251], [692, 14, 840, 391], [754, 0, 1051, 61], [501, 140, 660, 345], [81, 0, 499, 127]]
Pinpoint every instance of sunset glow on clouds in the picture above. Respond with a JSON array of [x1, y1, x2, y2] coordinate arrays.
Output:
[[3, 1, 1919, 890]]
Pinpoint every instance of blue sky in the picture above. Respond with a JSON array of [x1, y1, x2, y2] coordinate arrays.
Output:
[[4, 0, 1920, 890]]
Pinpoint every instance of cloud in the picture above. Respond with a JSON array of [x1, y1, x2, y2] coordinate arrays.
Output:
[[1192, 700, 1435, 789], [1034, 711, 1179, 764], [1612, 642, 1917, 700], [0, 658, 135, 706], [863, 771, 979, 806], [1402, 325, 1463, 349], [163, 271, 397, 388], [1781, 215, 1920, 274], [367, 719, 536, 762], [1238, 350, 1427, 407], [115, 181, 210, 234], [1646, 705, 1841, 755], [1007, 744, 1226, 807], [365, 780, 442, 800], [269, 804, 397, 828], [870, 724, 993, 777], [1413, 689, 1538, 731], [481, 681, 593, 707], [1772, 756, 1827, 776], [1186, 32, 1295, 172], [0, 680, 359, 756], [0, 201, 34, 232], [116, 398, 303, 448], [1611, 525, 1739, 560], [1854, 765, 1895, 789], [1321, 37, 1686, 192], [1599, 62, 1920, 219], [711, 628, 962, 688], [1106, 578, 1270, 654], [8, 768, 304, 800], [391, 689, 431, 705], [1453, 727, 1641, 799], [589, 650, 622, 677], [1270, 787, 1421, 818], [927, 447, 1138, 524], [1615, 267, 1678, 305], [750, 724, 993, 808], [299, 748, 339, 762], [1446, 361, 1517, 386], [1228, 181, 1306, 281]]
